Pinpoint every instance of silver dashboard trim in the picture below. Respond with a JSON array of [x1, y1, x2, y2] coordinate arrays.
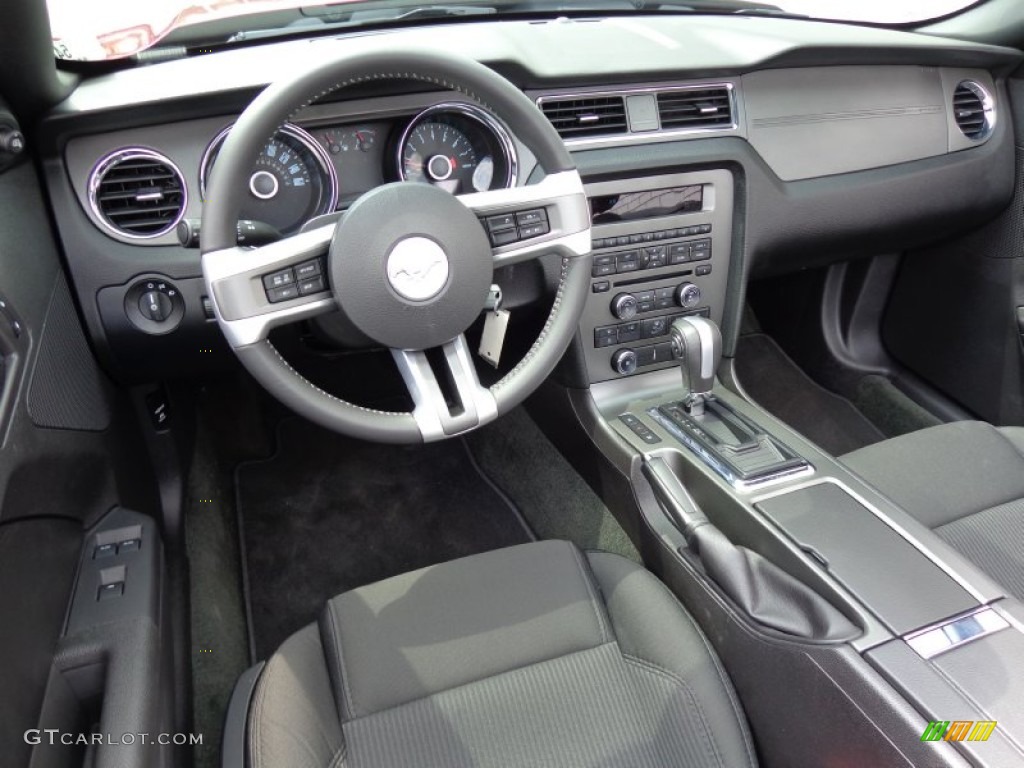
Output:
[[87, 147, 188, 241], [535, 82, 740, 150], [395, 101, 519, 191]]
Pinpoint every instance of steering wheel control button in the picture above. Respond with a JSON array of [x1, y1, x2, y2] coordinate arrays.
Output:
[[297, 275, 327, 296], [125, 278, 186, 335], [266, 284, 299, 303], [139, 290, 173, 322], [295, 259, 322, 279], [386, 237, 451, 302], [263, 268, 295, 290], [485, 208, 550, 246]]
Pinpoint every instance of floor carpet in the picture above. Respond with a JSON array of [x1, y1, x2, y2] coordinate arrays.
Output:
[[237, 418, 533, 661], [734, 333, 886, 456]]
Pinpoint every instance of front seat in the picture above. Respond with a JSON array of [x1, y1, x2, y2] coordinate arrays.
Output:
[[241, 539, 756, 768], [842, 420, 1024, 600]]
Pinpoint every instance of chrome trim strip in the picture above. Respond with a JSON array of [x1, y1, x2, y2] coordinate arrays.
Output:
[[87, 147, 188, 241], [535, 82, 739, 149], [955, 79, 996, 142], [396, 101, 519, 190], [751, 477, 989, 604], [904, 607, 1009, 659], [198, 122, 340, 231]]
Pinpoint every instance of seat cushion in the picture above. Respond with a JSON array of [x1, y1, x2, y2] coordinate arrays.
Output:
[[247, 539, 756, 768], [841, 421, 1024, 599]]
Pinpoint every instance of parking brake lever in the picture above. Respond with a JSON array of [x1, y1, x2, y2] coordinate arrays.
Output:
[[642, 456, 858, 641]]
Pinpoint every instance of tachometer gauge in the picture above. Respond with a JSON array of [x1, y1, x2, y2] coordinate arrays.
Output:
[[398, 103, 516, 194], [200, 123, 338, 236]]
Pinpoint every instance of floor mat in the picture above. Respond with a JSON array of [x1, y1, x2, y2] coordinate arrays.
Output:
[[237, 419, 533, 661], [734, 334, 886, 456]]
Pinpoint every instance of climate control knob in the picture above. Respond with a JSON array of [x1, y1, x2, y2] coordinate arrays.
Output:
[[675, 282, 702, 309], [611, 348, 638, 375], [611, 293, 639, 321]]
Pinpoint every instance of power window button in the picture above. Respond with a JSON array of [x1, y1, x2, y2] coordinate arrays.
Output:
[[93, 543, 116, 560], [98, 582, 124, 601]]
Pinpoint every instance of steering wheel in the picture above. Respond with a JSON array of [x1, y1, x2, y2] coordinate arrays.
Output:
[[201, 50, 592, 443]]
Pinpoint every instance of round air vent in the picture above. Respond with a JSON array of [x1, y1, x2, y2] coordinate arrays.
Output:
[[952, 81, 995, 141], [88, 148, 186, 239]]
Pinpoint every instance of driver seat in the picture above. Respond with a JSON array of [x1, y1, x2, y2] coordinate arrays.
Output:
[[237, 540, 756, 768]]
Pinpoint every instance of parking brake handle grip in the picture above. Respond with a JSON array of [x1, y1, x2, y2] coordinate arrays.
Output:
[[643, 457, 859, 642]]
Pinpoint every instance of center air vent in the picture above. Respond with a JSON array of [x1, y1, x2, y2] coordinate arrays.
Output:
[[539, 96, 627, 139], [657, 87, 734, 130], [952, 81, 994, 141], [89, 148, 186, 239]]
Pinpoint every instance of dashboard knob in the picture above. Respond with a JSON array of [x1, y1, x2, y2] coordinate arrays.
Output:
[[675, 282, 702, 309], [611, 293, 639, 321], [611, 348, 638, 375]]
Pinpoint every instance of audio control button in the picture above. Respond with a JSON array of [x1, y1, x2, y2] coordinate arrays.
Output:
[[611, 293, 639, 321]]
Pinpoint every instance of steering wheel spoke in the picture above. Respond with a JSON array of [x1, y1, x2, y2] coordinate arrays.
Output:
[[203, 223, 337, 346], [392, 335, 498, 441], [459, 170, 592, 268]]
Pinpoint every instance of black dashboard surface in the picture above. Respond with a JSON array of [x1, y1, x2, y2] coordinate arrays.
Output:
[[36, 14, 1023, 381]]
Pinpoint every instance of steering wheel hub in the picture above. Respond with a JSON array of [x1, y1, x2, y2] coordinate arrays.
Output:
[[329, 182, 493, 350], [386, 236, 450, 301]]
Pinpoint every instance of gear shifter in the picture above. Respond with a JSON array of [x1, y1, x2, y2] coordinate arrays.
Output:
[[669, 316, 722, 416]]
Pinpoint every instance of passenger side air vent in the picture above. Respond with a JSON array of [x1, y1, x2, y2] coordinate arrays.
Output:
[[539, 95, 628, 139], [952, 81, 994, 141], [657, 87, 734, 130], [89, 149, 186, 238]]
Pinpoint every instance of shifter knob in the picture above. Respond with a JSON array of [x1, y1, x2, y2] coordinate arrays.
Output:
[[669, 316, 722, 402]]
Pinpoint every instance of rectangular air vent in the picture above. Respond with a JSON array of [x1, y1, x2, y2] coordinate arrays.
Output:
[[657, 87, 733, 130], [540, 95, 628, 139]]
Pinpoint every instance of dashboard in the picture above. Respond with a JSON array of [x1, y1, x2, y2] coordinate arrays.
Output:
[[37, 15, 1023, 385]]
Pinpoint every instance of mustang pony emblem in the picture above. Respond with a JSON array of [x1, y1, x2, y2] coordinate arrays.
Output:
[[385, 237, 451, 301]]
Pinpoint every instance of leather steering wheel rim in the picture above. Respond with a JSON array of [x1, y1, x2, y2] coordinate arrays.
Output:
[[201, 49, 592, 443]]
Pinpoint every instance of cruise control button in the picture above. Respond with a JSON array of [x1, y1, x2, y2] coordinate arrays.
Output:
[[262, 268, 295, 290], [267, 284, 300, 303], [298, 275, 326, 295], [295, 259, 322, 279]]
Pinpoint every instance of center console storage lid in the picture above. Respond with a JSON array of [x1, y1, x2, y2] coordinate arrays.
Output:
[[755, 481, 978, 635]]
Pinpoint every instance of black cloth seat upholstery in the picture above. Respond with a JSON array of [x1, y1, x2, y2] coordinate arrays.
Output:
[[842, 421, 1024, 600], [246, 539, 756, 768]]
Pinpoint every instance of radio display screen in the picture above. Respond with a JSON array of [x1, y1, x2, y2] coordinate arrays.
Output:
[[589, 185, 703, 224]]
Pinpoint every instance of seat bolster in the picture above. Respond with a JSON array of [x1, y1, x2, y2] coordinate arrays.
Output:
[[841, 421, 1024, 529], [321, 540, 612, 719], [1001, 426, 1024, 457], [249, 624, 344, 768], [587, 551, 758, 768]]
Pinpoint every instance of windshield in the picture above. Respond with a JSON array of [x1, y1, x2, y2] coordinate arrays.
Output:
[[48, 0, 982, 61]]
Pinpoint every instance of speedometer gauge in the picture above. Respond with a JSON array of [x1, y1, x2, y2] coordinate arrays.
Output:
[[397, 103, 517, 194], [200, 123, 339, 236]]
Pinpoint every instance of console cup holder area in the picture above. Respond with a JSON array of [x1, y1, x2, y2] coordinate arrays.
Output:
[[640, 452, 863, 644]]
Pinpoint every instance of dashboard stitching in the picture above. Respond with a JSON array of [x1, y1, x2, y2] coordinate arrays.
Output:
[[281, 72, 494, 138]]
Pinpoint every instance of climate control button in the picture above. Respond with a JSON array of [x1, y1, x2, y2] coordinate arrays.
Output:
[[612, 348, 638, 375], [675, 282, 702, 309]]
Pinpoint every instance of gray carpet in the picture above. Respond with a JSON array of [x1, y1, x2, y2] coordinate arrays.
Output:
[[467, 407, 640, 562], [237, 419, 534, 662], [734, 334, 886, 456]]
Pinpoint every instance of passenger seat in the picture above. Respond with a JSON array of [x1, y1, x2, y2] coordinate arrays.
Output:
[[841, 421, 1024, 600]]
